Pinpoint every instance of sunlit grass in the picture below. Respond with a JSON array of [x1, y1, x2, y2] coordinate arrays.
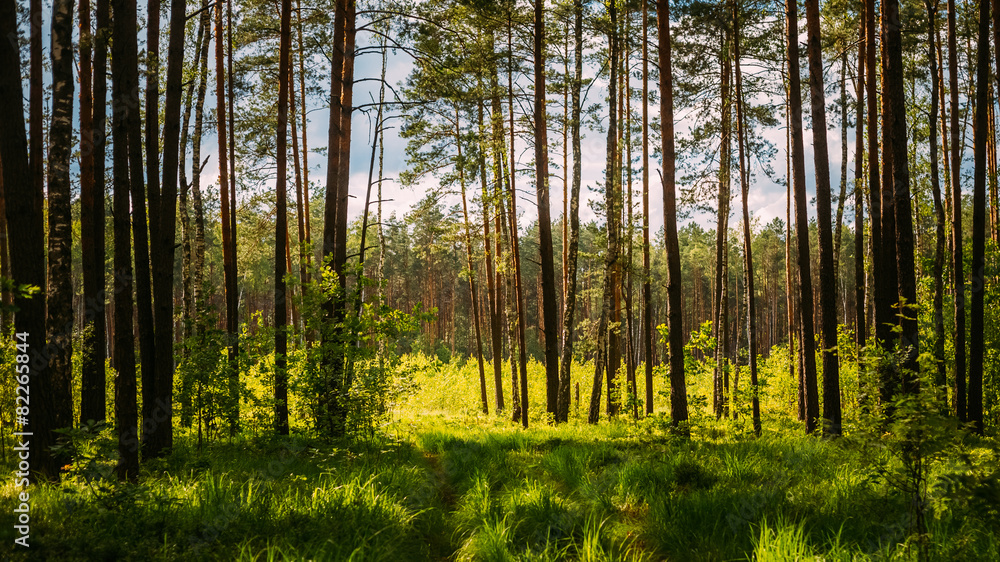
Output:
[[0, 354, 997, 560]]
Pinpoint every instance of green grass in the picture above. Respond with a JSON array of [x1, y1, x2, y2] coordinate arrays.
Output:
[[1, 355, 998, 560]]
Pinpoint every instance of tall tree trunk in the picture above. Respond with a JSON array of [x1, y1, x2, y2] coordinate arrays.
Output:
[[804, 0, 841, 435], [641, 0, 653, 416], [111, 48, 139, 478], [659, 0, 688, 428], [29, 0, 42, 222], [146, 0, 160, 252], [147, 0, 187, 456], [0, 0, 55, 479], [297, 0, 311, 254], [878, 0, 901, 409], [509, 10, 529, 428], [94, 0, 111, 448], [854, 8, 866, 390], [784, 97, 801, 420], [590, 0, 621, 423], [274, 0, 292, 436], [216, 0, 239, 433], [787, 0, 820, 433], [834, 51, 848, 283], [456, 108, 489, 415], [47, 0, 76, 457], [732, 0, 760, 436], [319, 0, 348, 436], [558, 0, 584, 422], [534, 0, 560, 420], [80, 0, 107, 424], [112, 0, 156, 458], [948, 0, 966, 421], [714, 31, 732, 420], [928, 0, 947, 408], [480, 95, 505, 413], [884, 0, 919, 391], [969, 0, 987, 434]]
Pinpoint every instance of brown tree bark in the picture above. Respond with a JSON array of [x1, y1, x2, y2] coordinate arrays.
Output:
[[46, 0, 76, 469], [732, 0, 760, 436], [110, 0, 156, 457], [659, 0, 688, 428], [641, 0, 653, 416], [508, 10, 529, 428], [535, 0, 560, 421], [804, 0, 841, 434], [479, 94, 505, 413], [456, 108, 489, 415], [274, 0, 292, 435], [216, 0, 239, 433], [0, 0, 55, 479], [147, 0, 188, 455], [927, 0, 947, 407], [111, 50, 139, 479], [29, 0, 42, 221], [714, 31, 732, 420], [854, 8, 866, 382], [970, 0, 988, 434], [557, 0, 584, 422], [786, 0, 820, 433], [80, 0, 107, 425], [947, 0, 966, 421], [883, 0, 919, 391]]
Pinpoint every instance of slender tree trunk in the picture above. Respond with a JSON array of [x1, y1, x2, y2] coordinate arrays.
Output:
[[148, 0, 187, 455], [834, 51, 848, 278], [319, 0, 347, 436], [558, 0, 584, 422], [884, 0, 919, 391], [274, 0, 292, 436], [641, 0, 654, 416], [714, 32, 732, 420], [732, 0, 760, 436], [534, 0, 560, 420], [508, 11, 529, 428], [297, 0, 311, 254], [948, 0, 966, 421], [112, 0, 156, 458], [80, 0, 107, 424], [456, 108, 489, 415], [970, 0, 987, 434], [804, 0, 841, 434], [29, 0, 42, 221], [787, 0, 820, 433], [46, 0, 76, 460], [108, 22, 141, 472], [291, 50, 308, 333], [0, 0, 55, 479], [111, 55, 139, 480], [878, 0, 901, 409], [146, 0, 160, 249], [659, 0, 688, 428], [480, 96, 505, 412], [854, 8, 866, 388], [215, 0, 239, 433], [928, 0, 947, 408]]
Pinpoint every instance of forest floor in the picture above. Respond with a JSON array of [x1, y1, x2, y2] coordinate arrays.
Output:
[[1, 356, 998, 561]]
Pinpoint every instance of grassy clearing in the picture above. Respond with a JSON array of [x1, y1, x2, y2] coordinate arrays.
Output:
[[1, 355, 998, 560]]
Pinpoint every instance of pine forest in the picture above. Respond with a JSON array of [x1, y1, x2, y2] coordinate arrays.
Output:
[[1, 0, 999, 559]]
